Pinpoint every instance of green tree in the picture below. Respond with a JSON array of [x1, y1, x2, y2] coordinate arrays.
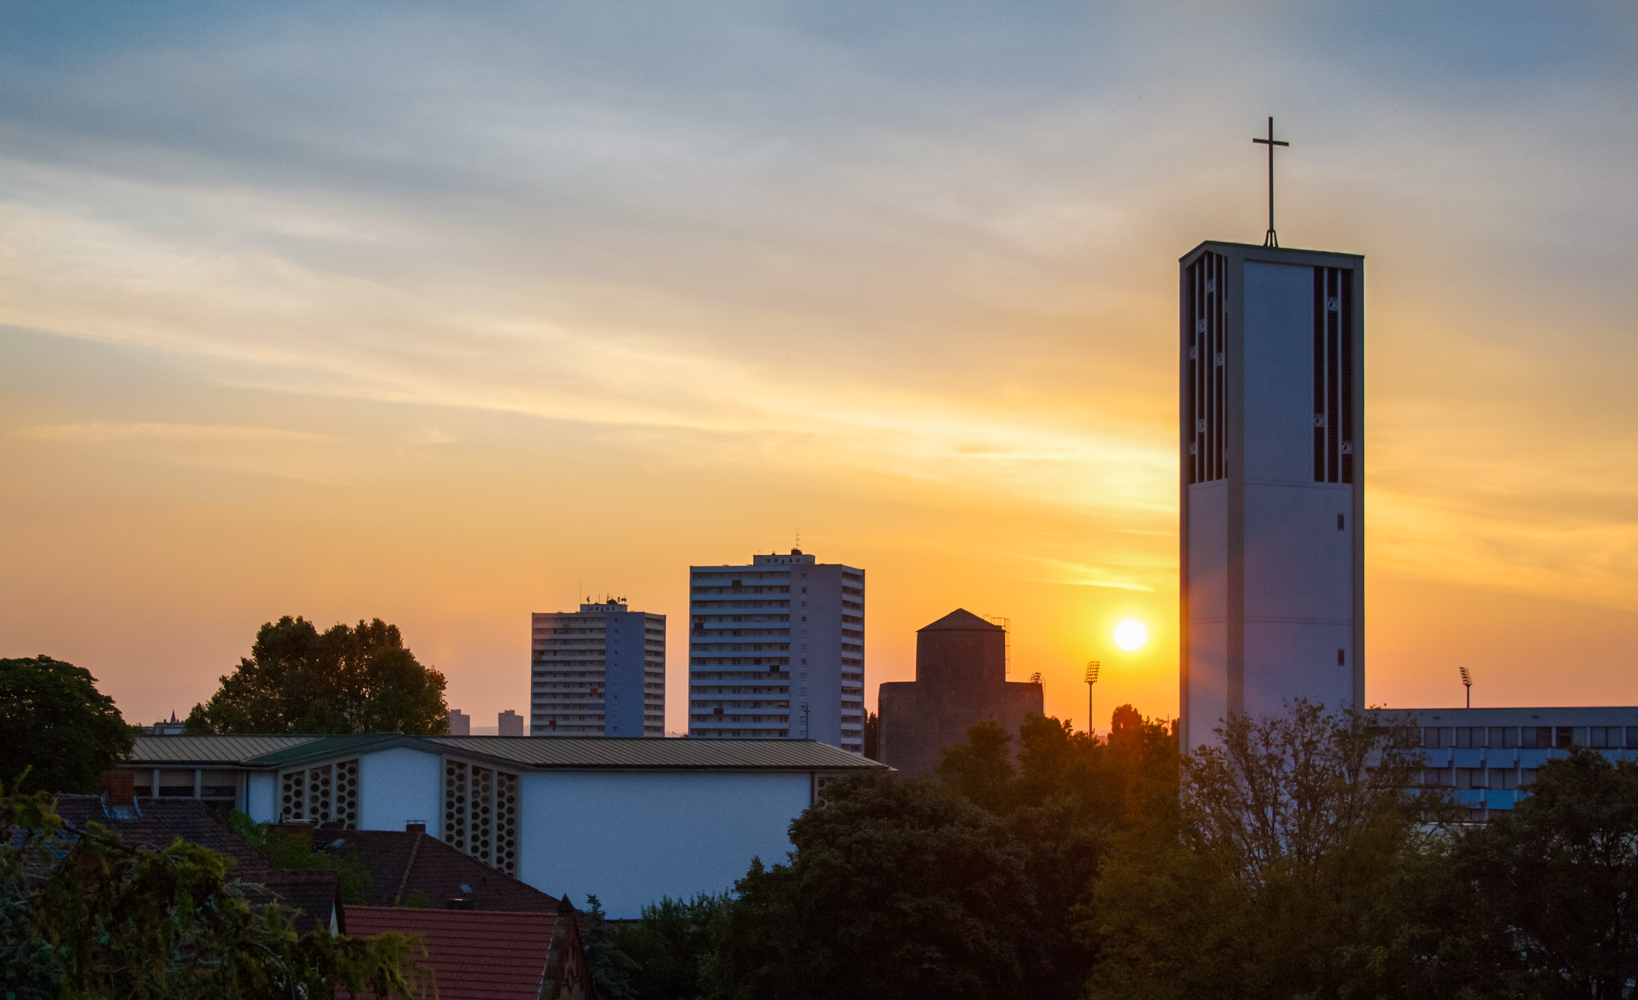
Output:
[[935, 718, 1017, 814], [227, 810, 373, 905], [608, 893, 728, 1000], [931, 707, 1180, 999], [0, 773, 67, 998], [1078, 701, 1447, 1000], [0, 656, 135, 793], [706, 771, 1041, 1000], [582, 894, 639, 1000], [1448, 747, 1638, 997], [1, 777, 427, 999], [187, 617, 448, 735]]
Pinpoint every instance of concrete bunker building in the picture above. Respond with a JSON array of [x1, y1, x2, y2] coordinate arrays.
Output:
[[876, 609, 1043, 777]]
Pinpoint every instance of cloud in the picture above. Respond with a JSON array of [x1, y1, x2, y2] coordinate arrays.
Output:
[[15, 422, 331, 443]]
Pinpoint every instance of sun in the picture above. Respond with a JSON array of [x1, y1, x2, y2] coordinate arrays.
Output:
[[1113, 619, 1147, 651]]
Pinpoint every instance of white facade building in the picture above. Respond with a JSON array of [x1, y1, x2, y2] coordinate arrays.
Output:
[[1398, 707, 1638, 822], [1180, 242, 1365, 752], [531, 602, 664, 737], [115, 734, 881, 917], [688, 550, 865, 752]]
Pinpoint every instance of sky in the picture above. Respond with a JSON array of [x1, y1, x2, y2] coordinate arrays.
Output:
[[3, 2, 1638, 736]]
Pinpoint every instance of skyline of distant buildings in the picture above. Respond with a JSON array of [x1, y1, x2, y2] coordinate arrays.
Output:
[[509, 549, 867, 751]]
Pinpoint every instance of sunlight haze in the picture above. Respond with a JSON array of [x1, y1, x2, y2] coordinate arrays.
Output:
[[3, 2, 1637, 733]]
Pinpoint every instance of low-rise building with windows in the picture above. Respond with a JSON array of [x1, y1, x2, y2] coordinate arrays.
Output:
[[1399, 707, 1638, 821], [111, 733, 882, 916]]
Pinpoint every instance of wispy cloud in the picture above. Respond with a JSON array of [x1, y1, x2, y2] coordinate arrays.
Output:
[[15, 422, 332, 443], [2, 1, 1637, 723]]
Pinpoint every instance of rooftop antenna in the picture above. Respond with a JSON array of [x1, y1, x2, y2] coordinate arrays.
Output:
[[1459, 666, 1473, 709], [1252, 116, 1289, 248], [1085, 661, 1101, 736]]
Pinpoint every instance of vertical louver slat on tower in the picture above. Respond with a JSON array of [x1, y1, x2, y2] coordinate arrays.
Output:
[[1188, 260, 1199, 485], [1186, 252, 1228, 484], [1316, 270, 1330, 481], [1326, 269, 1340, 483], [1340, 270, 1354, 483], [1212, 253, 1225, 480], [1313, 266, 1355, 484]]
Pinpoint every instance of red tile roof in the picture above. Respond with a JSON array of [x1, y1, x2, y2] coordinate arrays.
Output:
[[320, 830, 560, 912], [343, 906, 557, 1000]]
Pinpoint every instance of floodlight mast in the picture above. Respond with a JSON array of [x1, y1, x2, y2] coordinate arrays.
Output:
[[1084, 661, 1101, 736], [1459, 666, 1473, 709]]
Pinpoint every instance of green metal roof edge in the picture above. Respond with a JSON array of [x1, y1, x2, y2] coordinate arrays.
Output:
[[243, 733, 422, 767], [125, 733, 890, 772]]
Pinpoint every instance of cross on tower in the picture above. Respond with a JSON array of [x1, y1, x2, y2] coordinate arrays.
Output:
[[1252, 116, 1289, 248]]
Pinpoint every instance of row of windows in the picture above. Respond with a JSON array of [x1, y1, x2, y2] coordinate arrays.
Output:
[[1422, 725, 1638, 750], [1421, 767, 1534, 790]]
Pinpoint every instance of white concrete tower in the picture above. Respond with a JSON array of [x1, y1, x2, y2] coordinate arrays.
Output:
[[1179, 242, 1365, 752]]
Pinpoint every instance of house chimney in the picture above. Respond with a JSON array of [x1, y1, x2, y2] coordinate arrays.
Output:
[[405, 822, 426, 835], [100, 772, 135, 807]]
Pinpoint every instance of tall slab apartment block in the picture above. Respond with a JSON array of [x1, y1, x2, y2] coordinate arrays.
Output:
[[1180, 242, 1364, 752], [531, 601, 665, 737], [688, 550, 865, 752]]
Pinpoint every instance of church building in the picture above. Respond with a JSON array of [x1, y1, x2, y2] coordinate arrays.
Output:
[[1179, 241, 1365, 752]]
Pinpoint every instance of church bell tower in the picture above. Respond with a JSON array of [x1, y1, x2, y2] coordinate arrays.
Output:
[[1178, 241, 1365, 751]]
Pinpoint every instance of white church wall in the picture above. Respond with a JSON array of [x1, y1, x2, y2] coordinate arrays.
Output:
[[1187, 622, 1230, 750], [517, 769, 811, 918], [1241, 261, 1318, 484], [1188, 483, 1229, 618], [1242, 621, 1355, 723], [1187, 481, 1230, 750], [245, 771, 277, 823], [1242, 485, 1354, 617], [357, 746, 441, 831]]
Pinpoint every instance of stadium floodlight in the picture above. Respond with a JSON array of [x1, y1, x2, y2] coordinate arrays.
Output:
[[1085, 661, 1101, 736]]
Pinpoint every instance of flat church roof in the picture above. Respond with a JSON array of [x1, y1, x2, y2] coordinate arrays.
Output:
[[123, 734, 887, 772]]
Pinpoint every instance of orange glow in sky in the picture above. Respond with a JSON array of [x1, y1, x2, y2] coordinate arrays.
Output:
[[4, 5, 1638, 733]]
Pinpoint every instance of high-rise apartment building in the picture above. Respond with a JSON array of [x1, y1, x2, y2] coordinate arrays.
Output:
[[531, 601, 665, 737], [448, 709, 471, 736], [1179, 241, 1365, 752], [688, 550, 864, 752]]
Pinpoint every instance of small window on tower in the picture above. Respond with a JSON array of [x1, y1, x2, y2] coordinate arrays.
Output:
[[1336, 649, 1345, 666], [1337, 514, 1345, 530]]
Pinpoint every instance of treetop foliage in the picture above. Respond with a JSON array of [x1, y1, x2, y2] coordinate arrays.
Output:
[[1180, 700, 1438, 875], [709, 771, 1040, 1000], [1, 777, 428, 999], [593, 701, 1638, 1000], [1080, 701, 1450, 1000], [226, 810, 373, 905], [0, 655, 135, 794], [1449, 747, 1638, 997], [186, 616, 449, 735]]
